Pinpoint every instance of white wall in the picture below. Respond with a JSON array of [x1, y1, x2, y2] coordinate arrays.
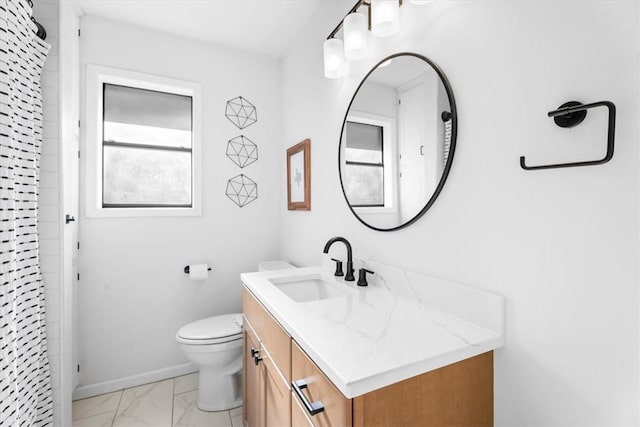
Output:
[[280, 1, 639, 424], [351, 81, 397, 117], [33, 0, 62, 424], [77, 16, 282, 393]]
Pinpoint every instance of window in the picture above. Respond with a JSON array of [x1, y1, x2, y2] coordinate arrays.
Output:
[[86, 65, 201, 217], [342, 112, 396, 212], [344, 121, 385, 207], [102, 84, 193, 207]]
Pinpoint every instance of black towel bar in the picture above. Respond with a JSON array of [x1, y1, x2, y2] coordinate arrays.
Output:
[[520, 100, 616, 170]]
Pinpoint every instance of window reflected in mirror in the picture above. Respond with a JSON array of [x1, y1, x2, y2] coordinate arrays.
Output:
[[345, 121, 384, 207]]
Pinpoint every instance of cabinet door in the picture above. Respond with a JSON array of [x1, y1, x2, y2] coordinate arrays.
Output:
[[243, 287, 291, 382], [264, 354, 291, 427], [244, 325, 263, 427]]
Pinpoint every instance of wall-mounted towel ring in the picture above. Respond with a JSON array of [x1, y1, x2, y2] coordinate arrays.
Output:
[[520, 100, 616, 171]]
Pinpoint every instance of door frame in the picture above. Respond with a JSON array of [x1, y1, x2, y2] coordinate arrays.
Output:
[[59, 2, 83, 425]]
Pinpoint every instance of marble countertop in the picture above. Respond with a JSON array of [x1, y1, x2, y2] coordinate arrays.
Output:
[[240, 258, 505, 398]]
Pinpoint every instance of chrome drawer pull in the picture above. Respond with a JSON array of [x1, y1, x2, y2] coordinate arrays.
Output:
[[292, 379, 325, 416]]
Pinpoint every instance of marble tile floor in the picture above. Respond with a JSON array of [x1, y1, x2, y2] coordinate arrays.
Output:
[[72, 373, 243, 427]]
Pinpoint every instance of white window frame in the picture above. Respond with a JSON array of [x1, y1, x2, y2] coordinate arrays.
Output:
[[85, 64, 202, 217], [343, 111, 398, 215]]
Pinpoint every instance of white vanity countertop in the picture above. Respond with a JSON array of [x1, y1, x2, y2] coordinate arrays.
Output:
[[241, 260, 505, 398]]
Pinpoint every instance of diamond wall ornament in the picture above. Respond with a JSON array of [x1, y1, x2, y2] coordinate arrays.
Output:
[[225, 96, 257, 129], [226, 174, 258, 207], [226, 136, 258, 168]]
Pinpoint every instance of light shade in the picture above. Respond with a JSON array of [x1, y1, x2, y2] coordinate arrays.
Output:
[[323, 38, 345, 79], [343, 12, 368, 61], [371, 0, 400, 38], [409, 0, 435, 4]]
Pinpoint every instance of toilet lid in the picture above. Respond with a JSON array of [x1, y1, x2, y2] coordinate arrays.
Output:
[[177, 313, 243, 341]]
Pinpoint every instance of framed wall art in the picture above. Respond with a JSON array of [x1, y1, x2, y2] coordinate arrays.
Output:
[[287, 139, 311, 210]]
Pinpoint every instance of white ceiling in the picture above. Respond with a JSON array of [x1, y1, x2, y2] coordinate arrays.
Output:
[[76, 0, 348, 57], [368, 56, 432, 88]]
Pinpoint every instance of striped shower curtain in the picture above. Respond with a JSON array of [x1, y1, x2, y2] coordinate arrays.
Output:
[[0, 0, 53, 425]]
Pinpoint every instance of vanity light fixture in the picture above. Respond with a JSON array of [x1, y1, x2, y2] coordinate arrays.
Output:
[[371, 0, 400, 37], [323, 0, 431, 79], [344, 12, 368, 60], [323, 38, 346, 78]]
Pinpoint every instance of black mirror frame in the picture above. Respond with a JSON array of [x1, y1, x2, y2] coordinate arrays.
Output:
[[338, 52, 458, 232]]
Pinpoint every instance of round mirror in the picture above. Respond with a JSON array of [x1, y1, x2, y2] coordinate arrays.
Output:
[[339, 53, 457, 231]]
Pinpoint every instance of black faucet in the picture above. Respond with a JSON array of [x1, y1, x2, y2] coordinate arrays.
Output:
[[323, 236, 355, 281]]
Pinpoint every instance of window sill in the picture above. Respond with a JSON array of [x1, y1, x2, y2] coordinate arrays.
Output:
[[85, 205, 202, 219], [353, 206, 398, 215]]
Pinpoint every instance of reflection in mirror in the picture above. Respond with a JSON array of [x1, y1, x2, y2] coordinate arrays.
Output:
[[344, 120, 385, 206], [339, 53, 457, 231]]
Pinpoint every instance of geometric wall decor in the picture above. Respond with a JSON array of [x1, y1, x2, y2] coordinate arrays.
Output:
[[226, 135, 258, 168], [225, 96, 257, 129], [226, 174, 258, 207]]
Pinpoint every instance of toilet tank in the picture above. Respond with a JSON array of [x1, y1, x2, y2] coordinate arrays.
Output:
[[258, 260, 295, 272]]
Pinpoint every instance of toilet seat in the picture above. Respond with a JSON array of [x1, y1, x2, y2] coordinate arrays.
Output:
[[176, 313, 243, 345]]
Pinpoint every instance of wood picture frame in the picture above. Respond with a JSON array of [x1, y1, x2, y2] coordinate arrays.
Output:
[[287, 139, 311, 210]]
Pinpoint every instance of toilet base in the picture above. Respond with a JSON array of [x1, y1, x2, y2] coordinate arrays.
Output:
[[195, 366, 243, 412], [196, 397, 243, 412]]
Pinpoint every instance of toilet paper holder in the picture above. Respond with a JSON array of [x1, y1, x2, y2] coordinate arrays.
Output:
[[183, 265, 212, 274]]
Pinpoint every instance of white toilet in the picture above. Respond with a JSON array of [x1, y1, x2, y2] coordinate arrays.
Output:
[[176, 260, 294, 411], [176, 313, 244, 411]]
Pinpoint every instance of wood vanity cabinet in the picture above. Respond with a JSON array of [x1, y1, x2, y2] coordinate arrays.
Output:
[[293, 339, 493, 427], [243, 286, 494, 427]]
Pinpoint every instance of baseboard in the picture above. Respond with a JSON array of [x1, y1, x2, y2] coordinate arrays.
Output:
[[72, 362, 198, 401]]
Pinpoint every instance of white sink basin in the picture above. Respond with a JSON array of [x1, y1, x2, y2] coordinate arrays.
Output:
[[269, 274, 353, 303]]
